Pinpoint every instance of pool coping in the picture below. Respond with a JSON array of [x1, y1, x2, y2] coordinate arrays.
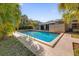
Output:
[[18, 29, 60, 34], [29, 33, 64, 48], [16, 30, 64, 48]]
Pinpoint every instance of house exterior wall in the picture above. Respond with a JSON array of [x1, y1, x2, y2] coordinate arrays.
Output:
[[49, 23, 65, 33]]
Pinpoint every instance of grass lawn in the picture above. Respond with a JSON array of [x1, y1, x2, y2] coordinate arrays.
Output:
[[71, 33, 79, 39], [0, 37, 35, 56]]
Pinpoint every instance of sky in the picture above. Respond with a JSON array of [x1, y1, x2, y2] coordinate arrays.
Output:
[[21, 3, 62, 22]]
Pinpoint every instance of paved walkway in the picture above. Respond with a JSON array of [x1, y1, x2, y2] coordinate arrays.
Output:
[[37, 33, 74, 56], [14, 32, 79, 56]]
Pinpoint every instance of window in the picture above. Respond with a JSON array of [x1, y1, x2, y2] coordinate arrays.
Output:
[[72, 23, 77, 29], [41, 25, 44, 30], [46, 24, 49, 31]]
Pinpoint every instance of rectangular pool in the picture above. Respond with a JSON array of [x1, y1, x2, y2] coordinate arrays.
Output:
[[21, 31, 59, 42]]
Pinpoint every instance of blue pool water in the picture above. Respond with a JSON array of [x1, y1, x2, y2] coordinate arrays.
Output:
[[22, 31, 59, 42]]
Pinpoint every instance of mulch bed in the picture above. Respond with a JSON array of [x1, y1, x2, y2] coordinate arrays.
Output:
[[73, 43, 79, 56]]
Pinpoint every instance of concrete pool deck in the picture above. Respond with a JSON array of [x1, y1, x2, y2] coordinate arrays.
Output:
[[13, 32, 79, 56], [36, 33, 74, 56]]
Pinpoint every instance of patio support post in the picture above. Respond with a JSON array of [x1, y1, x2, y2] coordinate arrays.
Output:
[[39, 25, 41, 30], [44, 25, 46, 30]]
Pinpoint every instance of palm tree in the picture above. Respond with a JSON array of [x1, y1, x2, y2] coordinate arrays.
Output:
[[59, 3, 79, 24], [0, 3, 21, 39], [59, 3, 79, 31]]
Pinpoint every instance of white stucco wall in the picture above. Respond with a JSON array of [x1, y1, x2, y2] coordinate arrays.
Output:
[[49, 23, 65, 33]]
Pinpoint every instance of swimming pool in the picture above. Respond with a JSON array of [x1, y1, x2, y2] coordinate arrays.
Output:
[[21, 31, 59, 42]]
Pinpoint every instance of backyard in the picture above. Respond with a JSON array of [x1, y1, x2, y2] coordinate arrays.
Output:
[[0, 3, 79, 56]]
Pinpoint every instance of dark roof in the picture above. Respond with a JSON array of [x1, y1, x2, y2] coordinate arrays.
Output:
[[39, 19, 64, 25]]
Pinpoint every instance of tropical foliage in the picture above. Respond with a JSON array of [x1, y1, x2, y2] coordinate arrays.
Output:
[[0, 3, 21, 39], [20, 15, 28, 28], [59, 3, 79, 25], [19, 15, 39, 29]]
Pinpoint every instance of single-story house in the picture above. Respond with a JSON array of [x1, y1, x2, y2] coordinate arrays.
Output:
[[38, 20, 65, 33], [38, 19, 79, 33]]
